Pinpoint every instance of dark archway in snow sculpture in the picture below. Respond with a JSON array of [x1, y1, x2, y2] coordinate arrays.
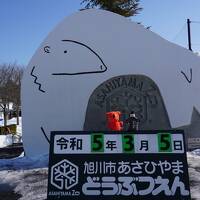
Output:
[[84, 75, 171, 131]]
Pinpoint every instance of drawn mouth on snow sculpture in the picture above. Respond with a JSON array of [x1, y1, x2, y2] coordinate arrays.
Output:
[[52, 40, 108, 76], [30, 66, 46, 93], [52, 64, 107, 75]]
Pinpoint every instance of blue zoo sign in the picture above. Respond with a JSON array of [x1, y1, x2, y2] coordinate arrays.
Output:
[[47, 130, 191, 200]]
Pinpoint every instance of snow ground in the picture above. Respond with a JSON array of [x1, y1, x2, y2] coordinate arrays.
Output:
[[187, 151, 200, 199], [0, 151, 199, 200], [0, 153, 48, 200]]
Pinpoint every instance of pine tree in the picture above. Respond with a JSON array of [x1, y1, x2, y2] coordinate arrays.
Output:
[[81, 0, 142, 17]]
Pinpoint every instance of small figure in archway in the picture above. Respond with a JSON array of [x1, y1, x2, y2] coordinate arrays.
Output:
[[125, 111, 140, 131], [106, 111, 123, 131]]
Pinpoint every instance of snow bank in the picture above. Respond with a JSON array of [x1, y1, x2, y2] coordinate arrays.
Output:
[[190, 149, 200, 156], [0, 168, 48, 200], [0, 153, 48, 199], [0, 134, 13, 148], [0, 153, 48, 170], [187, 151, 200, 199]]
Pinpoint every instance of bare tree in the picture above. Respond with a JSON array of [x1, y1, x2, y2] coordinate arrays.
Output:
[[0, 63, 24, 126], [0, 64, 13, 126], [10, 66, 24, 125]]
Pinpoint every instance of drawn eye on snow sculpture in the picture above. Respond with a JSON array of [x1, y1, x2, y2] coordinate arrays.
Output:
[[44, 46, 51, 53], [181, 68, 192, 83]]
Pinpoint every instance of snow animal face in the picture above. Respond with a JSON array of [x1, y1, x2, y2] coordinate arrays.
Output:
[[28, 40, 108, 144], [30, 40, 108, 93]]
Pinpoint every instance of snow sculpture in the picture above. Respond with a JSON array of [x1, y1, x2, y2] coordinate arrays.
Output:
[[22, 9, 200, 156]]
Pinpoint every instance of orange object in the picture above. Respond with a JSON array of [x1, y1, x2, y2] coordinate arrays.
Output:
[[106, 111, 123, 131]]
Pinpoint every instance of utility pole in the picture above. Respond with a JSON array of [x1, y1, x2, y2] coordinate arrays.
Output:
[[187, 18, 192, 51]]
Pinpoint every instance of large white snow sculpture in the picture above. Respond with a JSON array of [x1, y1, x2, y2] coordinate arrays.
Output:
[[22, 9, 200, 156]]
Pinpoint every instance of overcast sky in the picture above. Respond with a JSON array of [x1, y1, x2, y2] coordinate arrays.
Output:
[[0, 0, 200, 66]]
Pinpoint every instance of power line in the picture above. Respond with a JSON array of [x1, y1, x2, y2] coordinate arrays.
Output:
[[172, 23, 187, 41], [191, 21, 200, 24], [192, 44, 200, 46]]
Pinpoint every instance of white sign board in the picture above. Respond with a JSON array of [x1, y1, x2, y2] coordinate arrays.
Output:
[[47, 131, 191, 200], [53, 133, 184, 154]]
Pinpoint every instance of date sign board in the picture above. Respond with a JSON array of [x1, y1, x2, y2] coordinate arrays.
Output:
[[47, 130, 191, 200]]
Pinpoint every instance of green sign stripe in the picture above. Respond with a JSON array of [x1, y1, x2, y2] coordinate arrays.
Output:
[[91, 133, 104, 152], [122, 134, 135, 153], [157, 133, 172, 152]]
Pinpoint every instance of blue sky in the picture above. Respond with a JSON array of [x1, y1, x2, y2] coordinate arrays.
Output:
[[0, 0, 200, 66]]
